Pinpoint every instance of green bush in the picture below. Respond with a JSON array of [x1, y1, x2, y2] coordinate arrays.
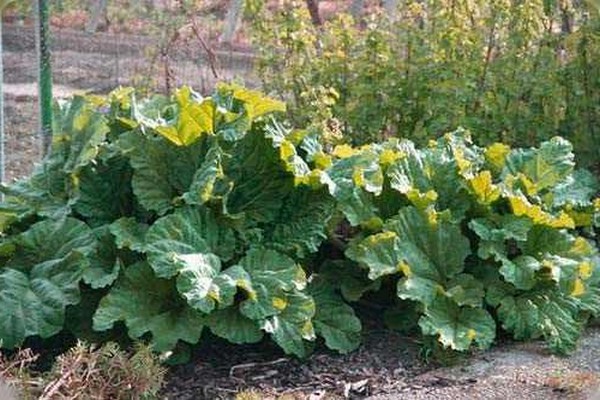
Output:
[[251, 0, 600, 166], [0, 86, 598, 360]]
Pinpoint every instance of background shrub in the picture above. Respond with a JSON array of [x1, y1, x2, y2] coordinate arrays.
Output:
[[251, 0, 600, 166]]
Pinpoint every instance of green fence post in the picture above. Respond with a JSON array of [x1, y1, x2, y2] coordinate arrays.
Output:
[[35, 0, 53, 156]]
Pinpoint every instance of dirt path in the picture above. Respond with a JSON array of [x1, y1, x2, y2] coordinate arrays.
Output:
[[369, 327, 600, 400]]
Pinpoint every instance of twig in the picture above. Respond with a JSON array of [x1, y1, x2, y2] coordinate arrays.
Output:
[[229, 357, 289, 378], [39, 353, 84, 400], [189, 17, 220, 79]]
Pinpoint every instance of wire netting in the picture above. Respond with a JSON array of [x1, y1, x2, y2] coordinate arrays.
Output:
[[2, 0, 257, 181]]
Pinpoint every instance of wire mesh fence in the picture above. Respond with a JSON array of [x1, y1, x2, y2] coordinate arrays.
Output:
[[2, 0, 257, 181]]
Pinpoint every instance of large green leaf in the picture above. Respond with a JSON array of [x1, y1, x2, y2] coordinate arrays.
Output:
[[7, 218, 96, 270], [145, 207, 236, 278], [0, 218, 96, 348], [206, 308, 264, 344], [183, 143, 229, 206], [345, 231, 402, 280], [93, 262, 205, 351], [386, 138, 473, 217], [222, 131, 294, 223], [52, 95, 110, 173], [175, 257, 250, 314], [498, 255, 541, 290], [83, 226, 121, 289], [309, 277, 361, 353], [109, 217, 148, 252], [73, 156, 133, 227], [325, 149, 380, 226], [0, 252, 88, 348], [266, 187, 335, 258], [239, 248, 306, 320], [118, 131, 208, 215], [496, 292, 582, 354], [386, 207, 471, 306], [261, 290, 316, 357], [504, 137, 575, 194], [419, 297, 496, 351], [0, 160, 71, 226], [552, 169, 599, 208]]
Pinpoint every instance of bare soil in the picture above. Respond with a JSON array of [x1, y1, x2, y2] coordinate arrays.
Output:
[[160, 327, 600, 400]]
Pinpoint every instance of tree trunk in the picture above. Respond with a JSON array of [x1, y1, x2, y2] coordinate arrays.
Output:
[[305, 0, 322, 26], [219, 0, 244, 44]]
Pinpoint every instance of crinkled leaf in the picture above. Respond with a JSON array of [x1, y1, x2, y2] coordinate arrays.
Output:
[[73, 156, 133, 227], [386, 139, 471, 217], [118, 131, 208, 215], [444, 274, 485, 307], [0, 160, 71, 224], [552, 169, 599, 208], [239, 248, 306, 320], [326, 150, 380, 225], [265, 187, 335, 258], [53, 95, 110, 173], [7, 218, 96, 269], [499, 255, 541, 291], [109, 217, 148, 252], [175, 256, 250, 313], [83, 226, 120, 289], [386, 207, 471, 305], [264, 122, 312, 180], [419, 297, 496, 351], [497, 292, 582, 354], [261, 290, 316, 357], [309, 278, 361, 353], [0, 252, 88, 348], [93, 262, 204, 351], [223, 131, 294, 223], [346, 231, 402, 280], [146, 207, 236, 278], [469, 216, 532, 243], [206, 308, 263, 344], [183, 144, 228, 206], [504, 137, 575, 193]]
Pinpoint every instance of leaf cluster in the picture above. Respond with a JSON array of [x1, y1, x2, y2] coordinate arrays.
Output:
[[0, 85, 598, 360]]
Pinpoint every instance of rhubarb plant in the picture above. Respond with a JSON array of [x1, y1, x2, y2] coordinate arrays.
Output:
[[0, 85, 598, 358]]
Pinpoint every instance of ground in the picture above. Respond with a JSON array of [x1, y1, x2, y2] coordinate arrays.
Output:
[[2, 24, 600, 400], [159, 326, 600, 399]]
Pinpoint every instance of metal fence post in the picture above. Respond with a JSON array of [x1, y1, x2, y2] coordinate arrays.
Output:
[[35, 0, 53, 156]]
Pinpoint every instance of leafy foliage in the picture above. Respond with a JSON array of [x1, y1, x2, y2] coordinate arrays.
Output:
[[0, 85, 598, 359], [251, 0, 600, 167], [0, 85, 356, 357]]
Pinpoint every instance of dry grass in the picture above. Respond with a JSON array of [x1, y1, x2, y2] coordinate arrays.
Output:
[[0, 341, 166, 399]]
